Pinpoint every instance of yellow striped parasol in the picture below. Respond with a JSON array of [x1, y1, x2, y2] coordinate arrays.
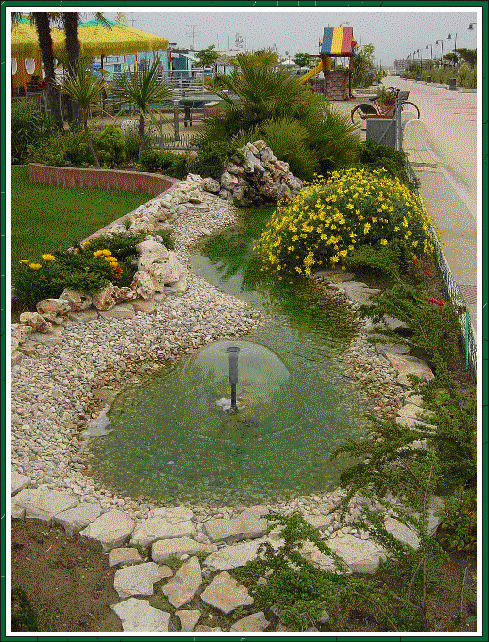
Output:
[[71, 18, 168, 57], [11, 17, 168, 59], [10, 18, 63, 58]]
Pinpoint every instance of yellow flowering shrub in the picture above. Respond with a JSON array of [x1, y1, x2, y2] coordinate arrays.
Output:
[[255, 168, 435, 276]]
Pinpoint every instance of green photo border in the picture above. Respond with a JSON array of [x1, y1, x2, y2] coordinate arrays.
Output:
[[1, 1, 486, 640]]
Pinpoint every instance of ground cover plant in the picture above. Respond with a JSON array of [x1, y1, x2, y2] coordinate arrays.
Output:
[[13, 229, 174, 311], [11, 166, 151, 270], [255, 167, 435, 277]]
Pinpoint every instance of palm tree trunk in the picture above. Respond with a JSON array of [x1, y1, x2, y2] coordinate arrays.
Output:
[[33, 12, 63, 129], [83, 108, 100, 168], [63, 12, 80, 124], [138, 112, 146, 161]]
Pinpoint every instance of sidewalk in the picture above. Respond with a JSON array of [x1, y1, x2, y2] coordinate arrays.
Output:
[[402, 120, 478, 332]]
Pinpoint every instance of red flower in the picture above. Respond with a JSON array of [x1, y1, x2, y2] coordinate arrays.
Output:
[[412, 259, 418, 265], [429, 297, 437, 304], [425, 270, 431, 276]]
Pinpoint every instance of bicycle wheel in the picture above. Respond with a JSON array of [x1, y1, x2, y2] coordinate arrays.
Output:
[[351, 103, 377, 128], [400, 101, 420, 120]]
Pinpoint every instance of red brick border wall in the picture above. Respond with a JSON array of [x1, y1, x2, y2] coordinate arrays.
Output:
[[28, 164, 179, 196]]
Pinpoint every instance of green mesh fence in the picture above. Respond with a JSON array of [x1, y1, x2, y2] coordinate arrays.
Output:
[[406, 159, 477, 380]]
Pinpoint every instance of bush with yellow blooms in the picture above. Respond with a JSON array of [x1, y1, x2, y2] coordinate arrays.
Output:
[[255, 168, 435, 276]]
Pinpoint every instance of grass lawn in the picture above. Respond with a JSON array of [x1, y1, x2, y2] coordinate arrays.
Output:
[[10, 166, 151, 270]]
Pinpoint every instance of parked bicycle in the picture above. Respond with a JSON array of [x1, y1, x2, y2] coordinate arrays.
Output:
[[350, 87, 420, 128]]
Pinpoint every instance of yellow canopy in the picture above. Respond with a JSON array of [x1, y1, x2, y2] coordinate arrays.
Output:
[[11, 18, 168, 59], [68, 19, 168, 57], [10, 20, 63, 58]]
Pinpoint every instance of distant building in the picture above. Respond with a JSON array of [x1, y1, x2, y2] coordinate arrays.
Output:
[[393, 59, 409, 73]]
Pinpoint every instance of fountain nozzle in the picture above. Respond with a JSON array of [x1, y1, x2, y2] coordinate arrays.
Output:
[[227, 346, 240, 412]]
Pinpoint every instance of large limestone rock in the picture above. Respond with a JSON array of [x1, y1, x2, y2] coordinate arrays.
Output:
[[384, 353, 435, 387], [176, 609, 201, 632], [19, 311, 52, 333], [200, 571, 253, 614], [91, 284, 118, 311], [204, 505, 268, 542], [54, 502, 102, 535], [111, 598, 170, 632], [80, 509, 135, 551], [113, 562, 169, 599], [131, 271, 156, 300], [230, 612, 269, 632], [36, 298, 71, 324], [327, 533, 387, 574], [161, 556, 202, 608], [152, 536, 216, 562], [130, 509, 195, 547], [109, 547, 144, 568], [204, 539, 263, 571], [11, 471, 30, 496], [59, 289, 93, 311], [12, 488, 78, 522]]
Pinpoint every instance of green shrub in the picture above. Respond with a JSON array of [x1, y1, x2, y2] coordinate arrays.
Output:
[[97, 124, 126, 167], [140, 149, 190, 179], [438, 486, 477, 553], [122, 124, 143, 162], [11, 100, 57, 165], [359, 139, 416, 187], [191, 135, 238, 179], [27, 129, 93, 167], [260, 117, 319, 179], [13, 257, 64, 310], [255, 168, 435, 276]]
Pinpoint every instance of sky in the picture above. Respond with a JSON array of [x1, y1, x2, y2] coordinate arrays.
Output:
[[97, 6, 480, 67]]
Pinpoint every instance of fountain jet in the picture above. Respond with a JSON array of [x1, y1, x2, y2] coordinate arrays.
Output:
[[226, 346, 240, 412]]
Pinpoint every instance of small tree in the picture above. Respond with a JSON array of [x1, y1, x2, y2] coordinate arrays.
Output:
[[352, 43, 376, 87], [195, 44, 219, 68], [111, 57, 171, 161], [456, 48, 477, 67], [293, 52, 310, 68], [61, 65, 105, 168]]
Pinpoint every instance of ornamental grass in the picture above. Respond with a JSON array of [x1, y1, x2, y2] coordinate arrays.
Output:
[[255, 168, 435, 276]]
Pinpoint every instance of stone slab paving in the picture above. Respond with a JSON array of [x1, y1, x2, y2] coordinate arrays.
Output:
[[79, 509, 134, 551], [114, 561, 172, 599], [230, 611, 270, 632], [175, 609, 201, 632], [201, 571, 254, 615], [54, 502, 102, 535], [130, 515, 196, 547], [204, 505, 268, 542], [204, 538, 264, 571], [327, 534, 387, 574], [12, 488, 78, 522], [111, 598, 171, 632], [152, 536, 216, 562], [109, 547, 143, 567], [11, 471, 30, 495], [162, 556, 202, 608]]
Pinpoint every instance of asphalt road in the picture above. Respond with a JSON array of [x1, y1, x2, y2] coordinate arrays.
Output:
[[383, 75, 478, 221]]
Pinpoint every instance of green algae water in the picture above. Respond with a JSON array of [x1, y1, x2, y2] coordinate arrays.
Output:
[[89, 208, 369, 505]]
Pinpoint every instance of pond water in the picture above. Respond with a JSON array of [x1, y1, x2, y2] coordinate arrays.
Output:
[[89, 207, 369, 506]]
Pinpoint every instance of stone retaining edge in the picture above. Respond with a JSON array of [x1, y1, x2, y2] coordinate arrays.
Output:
[[28, 163, 179, 197]]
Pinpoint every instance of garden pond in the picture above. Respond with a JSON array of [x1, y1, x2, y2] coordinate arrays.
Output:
[[88, 208, 370, 505]]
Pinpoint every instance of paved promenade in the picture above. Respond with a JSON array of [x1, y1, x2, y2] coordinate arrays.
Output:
[[402, 118, 478, 332]]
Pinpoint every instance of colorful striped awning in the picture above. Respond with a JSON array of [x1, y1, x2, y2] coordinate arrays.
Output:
[[320, 27, 355, 56]]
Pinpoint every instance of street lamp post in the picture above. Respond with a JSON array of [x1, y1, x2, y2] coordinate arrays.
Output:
[[468, 22, 476, 31], [435, 39, 444, 64], [447, 32, 458, 54]]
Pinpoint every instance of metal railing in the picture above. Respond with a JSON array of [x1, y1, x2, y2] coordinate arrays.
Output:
[[405, 159, 477, 380]]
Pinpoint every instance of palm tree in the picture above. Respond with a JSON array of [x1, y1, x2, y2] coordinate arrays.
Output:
[[62, 66, 105, 167], [62, 11, 80, 123], [111, 57, 171, 161], [32, 12, 63, 129]]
